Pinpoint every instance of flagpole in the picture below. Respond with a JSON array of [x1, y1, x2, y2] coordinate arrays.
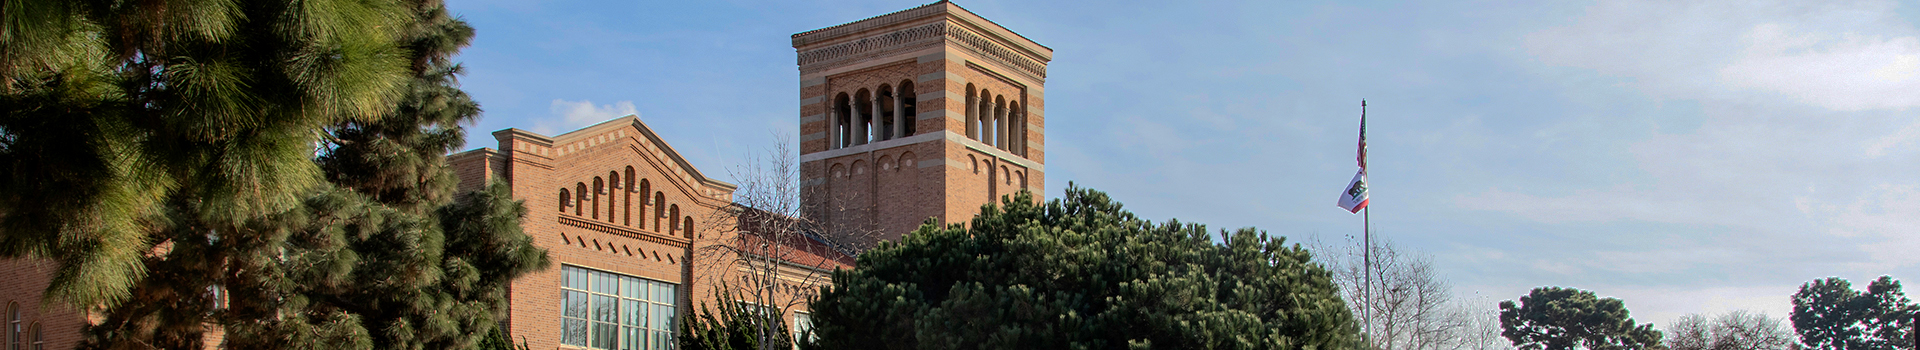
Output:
[[1360, 100, 1371, 345]]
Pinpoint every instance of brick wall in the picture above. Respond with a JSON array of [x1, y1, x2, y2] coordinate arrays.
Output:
[[0, 258, 88, 350]]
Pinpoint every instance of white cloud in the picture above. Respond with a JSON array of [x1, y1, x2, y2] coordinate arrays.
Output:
[[1797, 184, 1920, 269], [1864, 121, 1920, 158], [1721, 26, 1920, 111], [1526, 0, 1920, 111], [536, 99, 638, 134]]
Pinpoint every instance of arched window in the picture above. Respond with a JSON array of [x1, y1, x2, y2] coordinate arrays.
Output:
[[683, 217, 694, 239], [964, 84, 978, 140], [559, 189, 572, 212], [877, 84, 895, 141], [638, 179, 651, 230], [25, 322, 36, 350], [668, 205, 681, 236], [899, 80, 917, 137], [7, 301, 17, 350], [1009, 101, 1023, 154], [592, 177, 604, 219], [654, 192, 666, 232], [624, 166, 636, 226], [575, 183, 587, 216], [853, 89, 872, 145], [608, 171, 621, 223], [834, 93, 852, 149]]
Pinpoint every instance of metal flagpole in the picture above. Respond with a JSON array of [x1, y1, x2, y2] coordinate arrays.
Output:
[[1361, 100, 1371, 345]]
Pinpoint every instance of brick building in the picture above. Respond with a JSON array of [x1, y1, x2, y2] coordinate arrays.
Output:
[[0, 2, 1048, 349]]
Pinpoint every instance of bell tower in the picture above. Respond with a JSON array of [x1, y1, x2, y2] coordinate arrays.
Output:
[[794, 1, 1051, 243]]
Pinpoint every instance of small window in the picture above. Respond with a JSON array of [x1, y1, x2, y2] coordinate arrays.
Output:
[[25, 323, 36, 350], [7, 301, 18, 350]]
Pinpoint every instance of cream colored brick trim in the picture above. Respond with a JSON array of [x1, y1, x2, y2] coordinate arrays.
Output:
[[799, 96, 823, 105], [801, 132, 825, 141], [950, 133, 1042, 170], [918, 72, 947, 83], [800, 131, 944, 162], [801, 77, 826, 87], [801, 113, 825, 123], [919, 90, 955, 103], [918, 109, 955, 121]]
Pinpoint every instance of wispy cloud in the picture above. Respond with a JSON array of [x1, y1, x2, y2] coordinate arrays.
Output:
[[535, 99, 637, 135], [1526, 0, 1920, 111], [1797, 184, 1920, 269], [1722, 24, 1920, 111]]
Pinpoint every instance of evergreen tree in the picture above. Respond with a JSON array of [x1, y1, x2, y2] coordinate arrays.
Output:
[[1, 0, 414, 308], [1791, 276, 1916, 350], [1498, 287, 1665, 350], [66, 1, 550, 349], [805, 186, 1360, 350], [681, 287, 795, 350]]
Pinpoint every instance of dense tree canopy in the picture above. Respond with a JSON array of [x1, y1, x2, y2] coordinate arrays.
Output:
[[1499, 287, 1664, 350], [805, 186, 1360, 350], [1, 0, 418, 308], [0, 0, 551, 348], [1791, 276, 1916, 350]]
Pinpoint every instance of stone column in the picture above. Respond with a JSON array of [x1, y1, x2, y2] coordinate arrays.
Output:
[[995, 102, 1007, 149], [980, 97, 994, 147], [829, 108, 840, 149], [966, 93, 978, 140], [894, 92, 906, 140]]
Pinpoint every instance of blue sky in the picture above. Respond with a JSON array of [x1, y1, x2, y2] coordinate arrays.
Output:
[[445, 0, 1920, 326]]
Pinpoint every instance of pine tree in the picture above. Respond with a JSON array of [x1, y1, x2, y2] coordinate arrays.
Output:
[[1498, 287, 1665, 350], [1, 0, 413, 308], [63, 1, 549, 349], [804, 185, 1361, 350], [1791, 276, 1916, 350]]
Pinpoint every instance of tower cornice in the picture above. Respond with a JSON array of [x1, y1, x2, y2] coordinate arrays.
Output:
[[792, 2, 1051, 81]]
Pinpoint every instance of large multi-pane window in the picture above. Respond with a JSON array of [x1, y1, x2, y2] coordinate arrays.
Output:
[[562, 265, 677, 350], [792, 312, 812, 350]]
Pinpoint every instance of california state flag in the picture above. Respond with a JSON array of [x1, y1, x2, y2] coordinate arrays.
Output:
[[1336, 170, 1368, 213]]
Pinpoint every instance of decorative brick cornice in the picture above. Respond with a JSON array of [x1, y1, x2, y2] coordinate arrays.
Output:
[[560, 215, 690, 248], [791, 1, 949, 47], [796, 22, 1047, 80]]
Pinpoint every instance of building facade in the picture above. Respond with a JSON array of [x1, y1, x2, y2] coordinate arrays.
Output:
[[0, 2, 1048, 349], [796, 1, 1051, 242]]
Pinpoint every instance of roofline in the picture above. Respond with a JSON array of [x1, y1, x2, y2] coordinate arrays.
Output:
[[791, 1, 1051, 61], [487, 115, 739, 192]]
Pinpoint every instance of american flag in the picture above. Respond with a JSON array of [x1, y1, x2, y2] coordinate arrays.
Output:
[[1357, 108, 1367, 171]]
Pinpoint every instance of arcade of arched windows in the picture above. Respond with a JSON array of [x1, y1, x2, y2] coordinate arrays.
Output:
[[828, 80, 919, 149], [555, 166, 694, 239], [962, 83, 1028, 157]]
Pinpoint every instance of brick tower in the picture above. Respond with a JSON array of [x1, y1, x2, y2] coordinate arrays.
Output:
[[795, 1, 1051, 242]]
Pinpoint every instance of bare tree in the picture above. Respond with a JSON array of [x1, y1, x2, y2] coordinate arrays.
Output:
[[1455, 292, 1514, 350], [1668, 310, 1796, 350], [688, 134, 877, 350], [1316, 234, 1477, 350]]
